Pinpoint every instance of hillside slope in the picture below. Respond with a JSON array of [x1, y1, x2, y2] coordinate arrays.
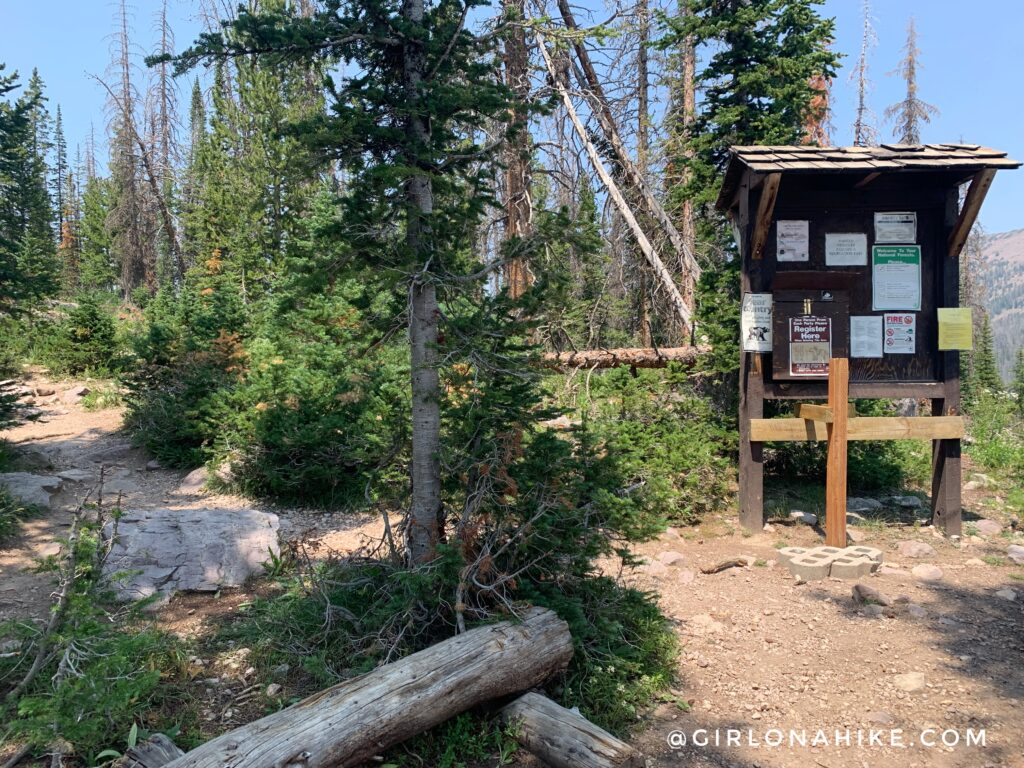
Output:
[[981, 228, 1024, 382]]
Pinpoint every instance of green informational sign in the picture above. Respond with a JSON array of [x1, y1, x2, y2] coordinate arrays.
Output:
[[872, 245, 921, 311]]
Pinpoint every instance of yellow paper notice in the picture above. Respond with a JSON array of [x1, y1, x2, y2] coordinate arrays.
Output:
[[938, 307, 973, 350]]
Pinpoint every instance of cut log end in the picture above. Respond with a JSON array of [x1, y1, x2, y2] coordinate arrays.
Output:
[[501, 692, 644, 768]]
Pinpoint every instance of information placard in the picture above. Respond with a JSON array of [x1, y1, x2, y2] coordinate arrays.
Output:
[[776, 220, 809, 262], [883, 313, 916, 354], [825, 232, 868, 266], [874, 211, 917, 243], [789, 316, 831, 376], [741, 293, 773, 352], [938, 307, 973, 350], [872, 245, 922, 311], [850, 315, 883, 358]]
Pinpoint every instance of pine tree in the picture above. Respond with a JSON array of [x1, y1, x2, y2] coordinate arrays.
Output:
[[0, 65, 58, 311], [51, 105, 67, 238], [171, 0, 535, 564], [974, 312, 1001, 392], [78, 176, 116, 294], [884, 17, 938, 144], [661, 0, 838, 218]]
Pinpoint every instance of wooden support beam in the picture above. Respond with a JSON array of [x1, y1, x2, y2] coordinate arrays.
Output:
[[825, 358, 849, 548], [750, 173, 781, 260], [853, 171, 882, 189], [750, 416, 965, 442], [948, 169, 996, 258], [795, 403, 857, 423]]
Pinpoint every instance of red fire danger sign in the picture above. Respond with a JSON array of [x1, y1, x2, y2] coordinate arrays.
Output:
[[789, 316, 831, 376]]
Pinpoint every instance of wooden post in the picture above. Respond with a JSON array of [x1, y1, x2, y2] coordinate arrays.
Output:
[[738, 173, 765, 531], [825, 357, 848, 547]]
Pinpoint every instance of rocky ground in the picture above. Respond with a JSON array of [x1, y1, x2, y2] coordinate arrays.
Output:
[[2, 373, 1023, 768]]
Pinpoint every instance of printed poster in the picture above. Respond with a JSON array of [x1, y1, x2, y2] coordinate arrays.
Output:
[[872, 245, 922, 311], [776, 220, 809, 262], [937, 308, 973, 350], [825, 232, 868, 266], [741, 293, 773, 352], [850, 315, 883, 358], [874, 211, 917, 243], [789, 316, 831, 376], [884, 313, 916, 354]]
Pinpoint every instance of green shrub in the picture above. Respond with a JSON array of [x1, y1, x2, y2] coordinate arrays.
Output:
[[40, 298, 123, 376], [966, 390, 1024, 475], [563, 365, 734, 525]]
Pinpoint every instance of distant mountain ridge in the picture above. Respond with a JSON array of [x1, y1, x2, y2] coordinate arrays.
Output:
[[981, 228, 1024, 382]]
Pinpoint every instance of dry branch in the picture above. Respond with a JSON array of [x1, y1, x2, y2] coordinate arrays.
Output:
[[161, 607, 573, 768], [501, 692, 643, 768], [541, 345, 707, 371]]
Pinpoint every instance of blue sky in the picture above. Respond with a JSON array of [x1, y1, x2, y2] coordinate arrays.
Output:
[[3, 0, 1023, 233]]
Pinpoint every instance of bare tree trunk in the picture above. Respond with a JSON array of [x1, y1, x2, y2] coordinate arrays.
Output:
[[404, 0, 443, 566], [502, 0, 532, 299]]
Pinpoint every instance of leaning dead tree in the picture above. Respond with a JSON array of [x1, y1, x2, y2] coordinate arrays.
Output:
[[535, 32, 693, 330], [554, 0, 701, 291]]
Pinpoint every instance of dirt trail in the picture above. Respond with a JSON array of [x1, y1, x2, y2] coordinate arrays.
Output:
[[2, 375, 1023, 767]]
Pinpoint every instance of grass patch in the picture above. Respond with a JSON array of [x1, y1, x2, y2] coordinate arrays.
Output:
[[81, 384, 124, 411], [0, 487, 38, 543], [982, 555, 1008, 566]]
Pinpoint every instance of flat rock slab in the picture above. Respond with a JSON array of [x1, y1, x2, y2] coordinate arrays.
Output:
[[0, 472, 63, 508], [104, 507, 280, 601]]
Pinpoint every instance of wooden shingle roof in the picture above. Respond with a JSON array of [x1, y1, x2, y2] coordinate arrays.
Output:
[[716, 144, 1021, 210]]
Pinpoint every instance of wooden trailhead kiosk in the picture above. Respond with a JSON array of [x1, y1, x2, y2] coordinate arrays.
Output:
[[716, 144, 1020, 545]]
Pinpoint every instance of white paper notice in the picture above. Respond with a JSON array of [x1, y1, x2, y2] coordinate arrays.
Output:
[[872, 245, 922, 311], [850, 315, 883, 358], [741, 293, 772, 352], [825, 232, 867, 266], [776, 220, 809, 262], [883, 313, 916, 354], [874, 212, 916, 243]]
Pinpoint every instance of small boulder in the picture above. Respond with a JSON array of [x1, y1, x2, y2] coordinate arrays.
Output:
[[145, 459, 163, 471], [846, 512, 867, 526], [852, 583, 892, 606], [963, 558, 987, 567], [846, 528, 867, 543], [61, 385, 91, 404], [890, 496, 923, 510], [897, 540, 936, 558], [643, 561, 670, 579], [906, 603, 928, 619], [995, 588, 1018, 602], [177, 467, 210, 495], [33, 385, 56, 397], [789, 510, 817, 526], [867, 711, 894, 725], [911, 564, 943, 582], [893, 672, 926, 693], [658, 550, 686, 567], [57, 468, 93, 483], [847, 498, 882, 514], [1008, 545, 1024, 565], [265, 683, 283, 697], [974, 519, 1003, 537]]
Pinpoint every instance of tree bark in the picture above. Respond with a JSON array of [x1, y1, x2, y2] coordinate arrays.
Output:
[[160, 608, 573, 768], [500, 692, 644, 768], [502, 0, 532, 299], [541, 345, 707, 370], [403, 0, 443, 565], [536, 32, 692, 330]]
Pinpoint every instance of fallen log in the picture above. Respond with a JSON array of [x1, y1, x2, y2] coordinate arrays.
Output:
[[162, 607, 573, 768], [542, 345, 708, 371], [501, 692, 644, 768], [112, 735, 185, 768]]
